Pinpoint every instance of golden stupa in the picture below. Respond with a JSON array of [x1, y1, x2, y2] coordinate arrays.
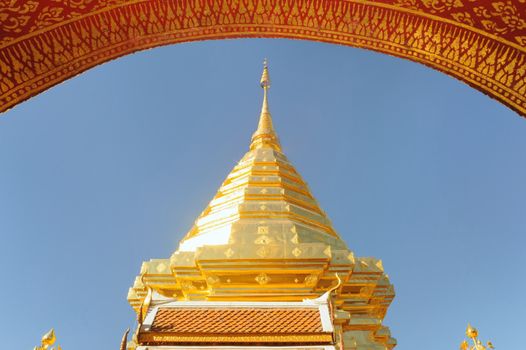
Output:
[[126, 63, 396, 350]]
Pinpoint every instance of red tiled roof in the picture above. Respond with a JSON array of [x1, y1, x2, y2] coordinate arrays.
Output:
[[151, 307, 323, 334]]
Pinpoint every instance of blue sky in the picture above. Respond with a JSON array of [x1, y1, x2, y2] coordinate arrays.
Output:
[[1, 39, 525, 349]]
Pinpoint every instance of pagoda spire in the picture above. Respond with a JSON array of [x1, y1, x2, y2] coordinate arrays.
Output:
[[250, 59, 281, 151]]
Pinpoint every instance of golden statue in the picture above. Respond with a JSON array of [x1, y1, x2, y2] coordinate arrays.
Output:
[[34, 329, 61, 350], [460, 324, 494, 350]]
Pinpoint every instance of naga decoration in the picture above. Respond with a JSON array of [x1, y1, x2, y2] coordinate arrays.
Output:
[[33, 329, 62, 350], [0, 0, 525, 118], [460, 324, 495, 350], [120, 328, 130, 350]]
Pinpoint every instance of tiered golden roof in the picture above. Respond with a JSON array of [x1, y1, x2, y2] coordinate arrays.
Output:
[[128, 63, 396, 349]]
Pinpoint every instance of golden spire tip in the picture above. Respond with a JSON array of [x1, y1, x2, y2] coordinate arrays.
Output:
[[250, 60, 280, 151], [260, 59, 270, 89]]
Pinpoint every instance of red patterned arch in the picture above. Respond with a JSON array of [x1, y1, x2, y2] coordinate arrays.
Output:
[[1, 0, 525, 117]]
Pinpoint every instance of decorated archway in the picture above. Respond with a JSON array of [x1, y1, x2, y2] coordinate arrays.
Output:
[[1, 0, 525, 117]]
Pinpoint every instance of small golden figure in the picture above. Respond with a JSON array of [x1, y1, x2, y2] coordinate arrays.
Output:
[[460, 324, 494, 350], [34, 329, 62, 350]]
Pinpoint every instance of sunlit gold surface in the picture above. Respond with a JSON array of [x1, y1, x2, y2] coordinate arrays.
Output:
[[34, 329, 61, 350], [127, 64, 396, 349], [461, 324, 495, 350]]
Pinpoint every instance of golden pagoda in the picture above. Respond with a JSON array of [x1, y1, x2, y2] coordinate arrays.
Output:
[[126, 63, 396, 350]]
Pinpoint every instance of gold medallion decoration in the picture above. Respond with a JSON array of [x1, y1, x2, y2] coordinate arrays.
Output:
[[255, 235, 272, 245], [224, 248, 234, 258], [255, 273, 271, 285], [257, 226, 269, 234], [155, 262, 167, 273], [206, 275, 220, 286], [180, 280, 196, 291], [292, 247, 302, 257], [304, 274, 319, 287], [0, 0, 525, 117], [256, 245, 271, 257]]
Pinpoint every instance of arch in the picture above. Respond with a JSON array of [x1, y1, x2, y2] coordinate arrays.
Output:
[[0, 0, 525, 117]]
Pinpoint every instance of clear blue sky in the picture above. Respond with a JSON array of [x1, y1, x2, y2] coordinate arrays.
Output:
[[1, 39, 525, 349]]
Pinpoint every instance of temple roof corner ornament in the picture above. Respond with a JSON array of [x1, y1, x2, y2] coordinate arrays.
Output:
[[120, 328, 130, 350], [461, 324, 495, 350], [34, 329, 61, 350], [304, 273, 343, 305]]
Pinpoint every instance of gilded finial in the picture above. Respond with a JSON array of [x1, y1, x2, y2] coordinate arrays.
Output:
[[34, 329, 62, 350], [260, 58, 270, 89], [466, 324, 478, 339], [251, 60, 281, 151], [460, 324, 494, 350], [42, 329, 56, 346]]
